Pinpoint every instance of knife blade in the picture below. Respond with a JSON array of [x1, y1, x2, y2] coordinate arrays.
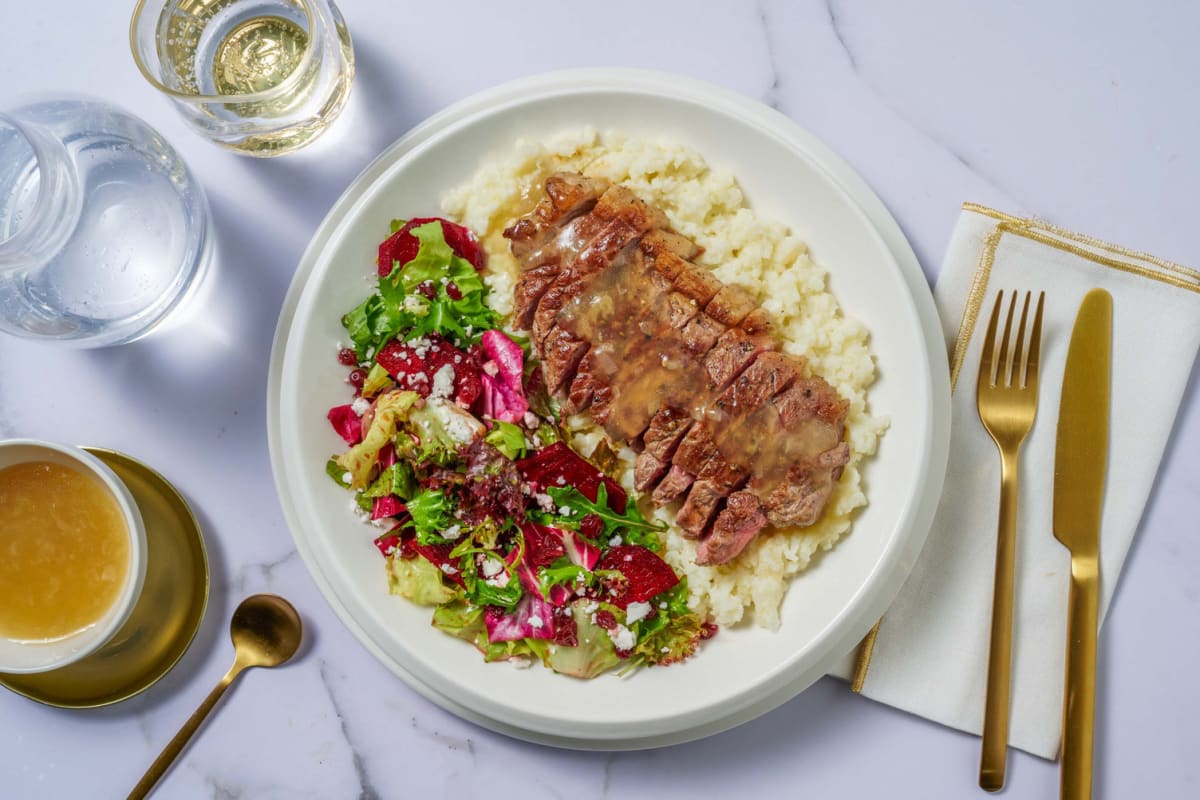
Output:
[[1052, 287, 1112, 800]]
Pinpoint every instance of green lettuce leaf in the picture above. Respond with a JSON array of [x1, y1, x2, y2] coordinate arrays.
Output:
[[334, 391, 420, 489], [484, 420, 527, 460], [545, 601, 621, 679], [387, 556, 459, 605], [405, 488, 455, 545]]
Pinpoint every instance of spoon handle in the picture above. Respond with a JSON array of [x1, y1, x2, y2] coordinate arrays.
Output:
[[127, 665, 242, 800]]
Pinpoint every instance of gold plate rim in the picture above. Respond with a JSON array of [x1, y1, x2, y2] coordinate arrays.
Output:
[[0, 447, 210, 709]]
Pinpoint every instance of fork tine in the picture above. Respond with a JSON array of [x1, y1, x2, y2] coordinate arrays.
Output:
[[996, 291, 1016, 386], [1012, 292, 1031, 387], [1026, 291, 1045, 385], [979, 291, 1004, 388]]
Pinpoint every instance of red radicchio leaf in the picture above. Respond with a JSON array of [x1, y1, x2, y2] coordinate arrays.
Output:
[[559, 528, 601, 570], [327, 404, 362, 445], [483, 593, 555, 642], [413, 542, 465, 587], [521, 523, 566, 569], [370, 496, 406, 520]]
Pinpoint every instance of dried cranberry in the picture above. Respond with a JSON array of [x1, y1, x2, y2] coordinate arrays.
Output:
[[348, 368, 366, 389], [416, 280, 437, 299], [580, 514, 604, 541], [337, 348, 358, 366], [445, 281, 462, 300], [700, 622, 719, 640], [552, 607, 578, 647], [593, 609, 617, 631]]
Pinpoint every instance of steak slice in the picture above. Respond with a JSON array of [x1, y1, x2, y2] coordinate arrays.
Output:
[[513, 263, 563, 330], [705, 285, 757, 326], [503, 172, 610, 261], [652, 464, 695, 505], [633, 406, 693, 491], [697, 491, 769, 565], [680, 312, 725, 357], [539, 326, 589, 395], [703, 328, 768, 391], [640, 229, 702, 261]]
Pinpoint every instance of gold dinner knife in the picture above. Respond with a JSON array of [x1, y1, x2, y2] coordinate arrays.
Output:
[[1052, 288, 1112, 800]]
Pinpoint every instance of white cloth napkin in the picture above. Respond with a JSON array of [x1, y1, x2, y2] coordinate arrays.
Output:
[[834, 203, 1200, 758]]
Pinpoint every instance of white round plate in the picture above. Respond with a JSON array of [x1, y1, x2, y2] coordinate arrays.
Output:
[[269, 69, 950, 749]]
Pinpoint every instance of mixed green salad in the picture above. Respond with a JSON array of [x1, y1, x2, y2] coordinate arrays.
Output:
[[325, 216, 714, 678]]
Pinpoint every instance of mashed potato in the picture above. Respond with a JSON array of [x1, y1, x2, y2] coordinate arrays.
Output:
[[444, 130, 887, 629]]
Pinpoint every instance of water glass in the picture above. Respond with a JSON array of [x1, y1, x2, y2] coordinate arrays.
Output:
[[0, 97, 211, 347], [130, 0, 355, 156]]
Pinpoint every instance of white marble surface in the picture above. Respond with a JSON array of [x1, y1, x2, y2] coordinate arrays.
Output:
[[2, 1, 1197, 797]]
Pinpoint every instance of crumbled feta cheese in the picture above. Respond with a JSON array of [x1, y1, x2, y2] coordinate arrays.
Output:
[[341, 471, 353, 484], [608, 534, 622, 547], [582, 601, 598, 614], [625, 601, 652, 625], [480, 557, 504, 578], [439, 563, 459, 575], [442, 524, 462, 540], [529, 616, 544, 629], [430, 363, 456, 400], [403, 295, 427, 314], [351, 397, 371, 415], [557, 506, 572, 516], [659, 602, 668, 610], [555, 475, 566, 485], [533, 492, 555, 512], [483, 361, 499, 376], [523, 412, 539, 429], [608, 624, 636, 651], [661, 646, 670, 653], [509, 657, 532, 670]]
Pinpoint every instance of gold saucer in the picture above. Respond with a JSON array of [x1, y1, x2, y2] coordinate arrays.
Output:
[[0, 448, 210, 708]]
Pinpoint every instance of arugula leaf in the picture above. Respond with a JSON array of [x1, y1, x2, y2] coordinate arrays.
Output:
[[484, 420, 527, 460], [544, 484, 666, 550], [405, 488, 454, 545]]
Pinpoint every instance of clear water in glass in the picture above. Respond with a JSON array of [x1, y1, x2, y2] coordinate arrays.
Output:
[[0, 98, 211, 346]]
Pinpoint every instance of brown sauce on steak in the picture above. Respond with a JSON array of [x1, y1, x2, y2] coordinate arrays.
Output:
[[505, 173, 852, 565]]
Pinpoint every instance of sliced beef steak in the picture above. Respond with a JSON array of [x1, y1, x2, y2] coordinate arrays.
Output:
[[508, 172, 853, 566]]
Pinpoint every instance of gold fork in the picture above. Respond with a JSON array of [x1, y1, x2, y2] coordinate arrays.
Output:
[[977, 289, 1045, 792]]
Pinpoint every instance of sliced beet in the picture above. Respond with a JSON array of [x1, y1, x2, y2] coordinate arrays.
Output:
[[375, 333, 482, 406], [515, 442, 627, 513], [595, 545, 679, 609]]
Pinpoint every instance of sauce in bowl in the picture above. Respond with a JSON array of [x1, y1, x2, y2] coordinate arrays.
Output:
[[0, 461, 130, 642]]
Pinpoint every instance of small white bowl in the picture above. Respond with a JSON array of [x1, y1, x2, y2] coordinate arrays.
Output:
[[0, 439, 148, 674]]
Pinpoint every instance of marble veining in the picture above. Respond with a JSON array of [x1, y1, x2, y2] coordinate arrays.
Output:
[[1, 1, 1197, 798]]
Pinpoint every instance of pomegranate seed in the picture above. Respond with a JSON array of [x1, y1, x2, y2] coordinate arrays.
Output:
[[445, 281, 463, 300], [337, 348, 358, 366], [348, 368, 366, 388]]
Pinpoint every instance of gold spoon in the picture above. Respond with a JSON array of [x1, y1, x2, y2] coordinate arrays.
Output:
[[128, 594, 303, 800]]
